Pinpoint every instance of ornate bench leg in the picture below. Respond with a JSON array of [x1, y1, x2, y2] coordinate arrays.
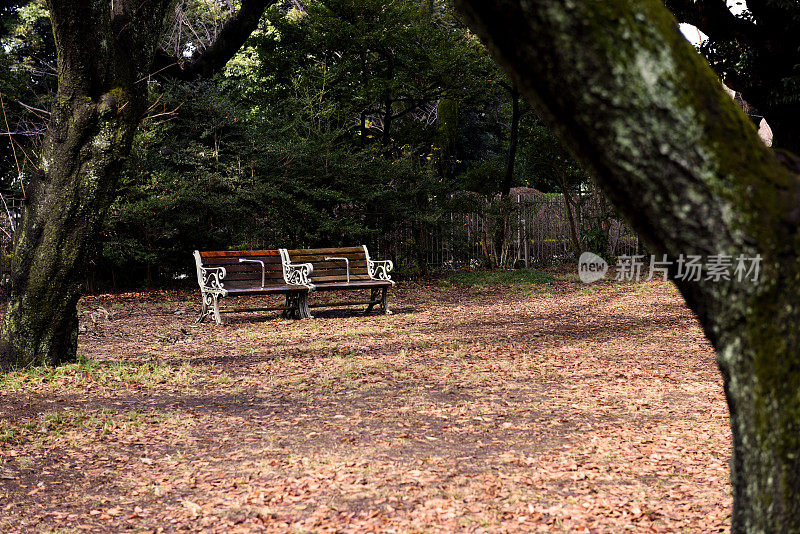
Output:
[[282, 293, 311, 319], [365, 288, 379, 315], [380, 286, 391, 315], [292, 293, 303, 319], [281, 294, 292, 319], [197, 293, 211, 323], [300, 292, 313, 319], [211, 293, 223, 325]]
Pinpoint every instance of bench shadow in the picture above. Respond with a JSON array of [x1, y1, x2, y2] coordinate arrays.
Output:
[[305, 306, 415, 319]]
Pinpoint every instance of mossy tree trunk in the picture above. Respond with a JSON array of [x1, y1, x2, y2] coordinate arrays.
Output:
[[456, 0, 800, 530], [0, 92, 140, 367], [0, 0, 171, 368], [0, 0, 274, 368]]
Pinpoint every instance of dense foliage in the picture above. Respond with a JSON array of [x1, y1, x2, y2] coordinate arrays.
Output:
[[2, 0, 597, 287], [0, 0, 53, 192]]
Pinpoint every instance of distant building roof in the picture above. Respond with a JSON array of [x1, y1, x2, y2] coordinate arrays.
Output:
[[509, 186, 546, 200]]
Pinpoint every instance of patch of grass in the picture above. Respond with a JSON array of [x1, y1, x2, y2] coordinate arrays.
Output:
[[0, 425, 17, 442], [443, 269, 556, 287], [215, 373, 232, 384], [1, 409, 158, 447], [0, 355, 198, 391], [342, 326, 381, 338]]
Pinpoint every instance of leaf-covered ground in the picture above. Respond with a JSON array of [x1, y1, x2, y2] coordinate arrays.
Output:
[[0, 271, 731, 532]]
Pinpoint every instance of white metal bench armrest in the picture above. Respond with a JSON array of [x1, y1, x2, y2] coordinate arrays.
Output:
[[367, 259, 393, 282], [279, 249, 314, 288], [362, 245, 394, 285], [199, 266, 227, 291]]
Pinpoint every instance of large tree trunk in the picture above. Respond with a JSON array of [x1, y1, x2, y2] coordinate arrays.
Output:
[[457, 0, 800, 530], [0, 0, 161, 368], [1, 94, 139, 366], [0, 0, 273, 369]]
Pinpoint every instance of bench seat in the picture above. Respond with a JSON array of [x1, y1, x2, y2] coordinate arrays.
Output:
[[310, 280, 392, 291], [224, 285, 305, 294]]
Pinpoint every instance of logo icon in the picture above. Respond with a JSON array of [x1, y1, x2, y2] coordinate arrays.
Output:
[[578, 252, 608, 283]]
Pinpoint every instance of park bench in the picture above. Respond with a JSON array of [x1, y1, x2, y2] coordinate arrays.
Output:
[[193, 249, 313, 324], [282, 245, 394, 317]]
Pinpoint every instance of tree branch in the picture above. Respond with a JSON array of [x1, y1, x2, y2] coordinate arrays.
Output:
[[154, 0, 278, 80]]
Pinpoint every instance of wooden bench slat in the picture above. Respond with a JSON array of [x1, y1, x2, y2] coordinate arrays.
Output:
[[288, 250, 366, 256], [286, 246, 364, 255], [311, 280, 392, 290], [222, 274, 288, 283], [223, 279, 291, 288], [200, 250, 281, 258], [202, 262, 283, 271], [211, 263, 284, 272], [308, 267, 368, 275], [289, 259, 368, 269], [304, 259, 367, 267], [203, 256, 282, 267], [287, 251, 367, 259], [202, 266, 282, 274]]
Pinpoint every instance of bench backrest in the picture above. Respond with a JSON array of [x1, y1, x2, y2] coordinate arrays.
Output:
[[284, 246, 370, 284], [195, 250, 286, 289]]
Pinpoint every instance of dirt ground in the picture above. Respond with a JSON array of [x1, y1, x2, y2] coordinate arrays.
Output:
[[0, 272, 731, 533]]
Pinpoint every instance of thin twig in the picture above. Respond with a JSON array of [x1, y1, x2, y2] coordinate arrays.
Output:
[[141, 102, 183, 122], [136, 61, 181, 84], [11, 137, 39, 179], [15, 100, 50, 118], [144, 92, 165, 115], [0, 192, 15, 234], [0, 92, 24, 198]]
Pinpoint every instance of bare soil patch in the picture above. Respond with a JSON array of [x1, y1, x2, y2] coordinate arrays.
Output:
[[0, 274, 730, 532]]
